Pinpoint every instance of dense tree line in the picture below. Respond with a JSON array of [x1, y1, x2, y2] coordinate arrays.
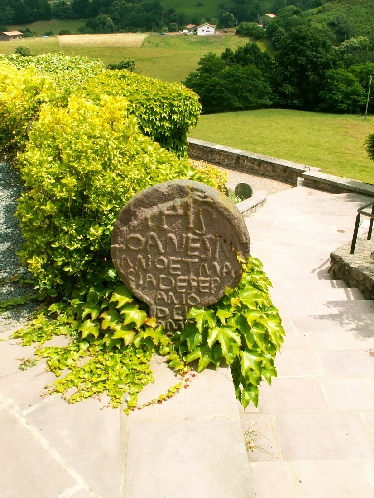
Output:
[[0, 0, 318, 33], [0, 0, 51, 26], [184, 6, 374, 115]]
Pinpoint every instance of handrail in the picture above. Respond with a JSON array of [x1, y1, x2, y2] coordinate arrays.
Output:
[[350, 200, 374, 254]]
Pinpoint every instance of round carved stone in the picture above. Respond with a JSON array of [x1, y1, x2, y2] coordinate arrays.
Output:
[[111, 180, 250, 332]]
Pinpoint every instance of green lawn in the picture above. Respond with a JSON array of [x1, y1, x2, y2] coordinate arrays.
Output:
[[0, 33, 249, 82], [189, 109, 374, 184]]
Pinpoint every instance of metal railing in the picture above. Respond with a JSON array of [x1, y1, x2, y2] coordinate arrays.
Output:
[[350, 200, 374, 254]]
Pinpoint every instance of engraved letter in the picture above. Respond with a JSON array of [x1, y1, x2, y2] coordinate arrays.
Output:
[[176, 276, 188, 292], [147, 232, 164, 253], [126, 233, 145, 250], [198, 277, 210, 293], [159, 275, 175, 290], [155, 256, 168, 269], [187, 234, 201, 256], [169, 257, 181, 275]]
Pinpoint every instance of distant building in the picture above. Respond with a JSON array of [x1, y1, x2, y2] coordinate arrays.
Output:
[[258, 13, 276, 26], [0, 31, 23, 41], [197, 23, 216, 36], [182, 24, 197, 34]]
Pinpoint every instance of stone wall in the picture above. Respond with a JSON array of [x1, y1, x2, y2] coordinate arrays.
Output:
[[188, 138, 307, 186], [188, 138, 374, 197], [329, 238, 374, 300]]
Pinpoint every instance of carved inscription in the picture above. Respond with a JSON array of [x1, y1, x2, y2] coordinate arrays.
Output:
[[111, 180, 250, 332]]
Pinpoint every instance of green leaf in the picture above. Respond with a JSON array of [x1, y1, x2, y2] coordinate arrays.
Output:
[[122, 308, 147, 329], [78, 319, 100, 339], [197, 346, 215, 372], [112, 328, 135, 346], [216, 307, 232, 325], [81, 303, 101, 321], [207, 326, 241, 359], [110, 285, 133, 308], [242, 385, 259, 409], [239, 288, 266, 309], [240, 350, 262, 378], [180, 322, 202, 351], [100, 309, 121, 330], [251, 322, 267, 349]]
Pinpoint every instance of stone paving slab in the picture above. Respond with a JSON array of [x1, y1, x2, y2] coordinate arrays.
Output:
[[244, 186, 374, 497], [0, 406, 77, 498], [122, 360, 254, 498], [26, 397, 121, 498], [293, 459, 374, 498], [275, 412, 374, 460], [123, 418, 251, 498]]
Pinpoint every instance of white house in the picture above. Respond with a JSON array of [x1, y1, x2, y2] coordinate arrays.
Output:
[[197, 23, 216, 36]]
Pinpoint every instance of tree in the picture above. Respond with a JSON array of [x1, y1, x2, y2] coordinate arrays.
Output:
[[53, 1, 73, 20], [349, 62, 374, 114], [318, 69, 366, 113], [70, 0, 92, 19], [183, 52, 271, 113], [236, 22, 265, 39], [221, 42, 272, 75], [272, 24, 338, 110], [328, 14, 356, 44], [218, 11, 236, 28]]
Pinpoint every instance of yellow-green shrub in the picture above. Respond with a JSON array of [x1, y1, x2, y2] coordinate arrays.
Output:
[[16, 94, 213, 291], [189, 160, 228, 195], [80, 71, 201, 157]]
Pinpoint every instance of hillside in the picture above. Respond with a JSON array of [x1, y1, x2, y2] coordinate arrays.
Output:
[[307, 0, 374, 39]]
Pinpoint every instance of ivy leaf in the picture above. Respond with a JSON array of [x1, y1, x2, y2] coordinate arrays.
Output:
[[239, 288, 266, 309], [81, 302, 101, 321], [185, 348, 202, 363], [180, 322, 202, 351], [197, 346, 216, 372], [144, 317, 158, 328], [78, 319, 100, 339], [167, 352, 185, 371], [242, 385, 259, 409], [265, 315, 285, 349], [216, 307, 232, 325], [100, 309, 121, 330], [112, 328, 135, 346], [110, 285, 133, 308], [240, 350, 262, 378], [122, 308, 147, 329], [251, 322, 267, 349], [207, 326, 241, 359], [188, 307, 216, 332]]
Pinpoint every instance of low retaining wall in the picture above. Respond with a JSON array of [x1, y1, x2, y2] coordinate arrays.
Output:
[[188, 138, 374, 197], [329, 238, 374, 300]]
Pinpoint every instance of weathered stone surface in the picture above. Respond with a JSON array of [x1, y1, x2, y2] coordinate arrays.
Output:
[[111, 180, 250, 331], [329, 237, 374, 300]]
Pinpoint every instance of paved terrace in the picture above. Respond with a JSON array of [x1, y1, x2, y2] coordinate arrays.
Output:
[[0, 186, 373, 497]]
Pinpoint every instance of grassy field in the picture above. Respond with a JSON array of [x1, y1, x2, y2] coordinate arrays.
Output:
[[189, 109, 374, 184], [57, 33, 148, 47], [0, 33, 249, 82]]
